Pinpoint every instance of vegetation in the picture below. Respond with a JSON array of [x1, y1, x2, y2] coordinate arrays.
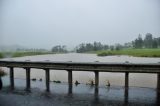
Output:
[[76, 42, 109, 53], [0, 33, 159, 58], [0, 51, 53, 58], [97, 49, 160, 57], [12, 51, 53, 57], [0, 46, 67, 58], [0, 53, 3, 58], [75, 33, 160, 53], [0, 68, 6, 77], [51, 45, 68, 53], [133, 33, 160, 48], [75, 33, 160, 57]]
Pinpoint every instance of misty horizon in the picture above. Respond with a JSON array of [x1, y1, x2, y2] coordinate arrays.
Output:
[[0, 0, 160, 49]]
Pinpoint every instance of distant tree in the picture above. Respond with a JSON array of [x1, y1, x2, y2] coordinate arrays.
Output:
[[157, 37, 160, 47], [115, 44, 123, 51], [51, 45, 67, 53], [152, 38, 158, 48], [134, 34, 143, 48], [103, 45, 109, 50], [76, 43, 86, 53], [124, 42, 133, 48], [144, 33, 153, 48], [76, 42, 109, 53], [86, 43, 94, 51], [110, 45, 114, 51], [93, 42, 103, 51]]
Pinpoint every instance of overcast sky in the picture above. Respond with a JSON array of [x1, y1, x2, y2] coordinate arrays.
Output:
[[0, 0, 160, 49]]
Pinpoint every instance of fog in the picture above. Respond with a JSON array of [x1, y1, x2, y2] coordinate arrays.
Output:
[[0, 0, 160, 49]]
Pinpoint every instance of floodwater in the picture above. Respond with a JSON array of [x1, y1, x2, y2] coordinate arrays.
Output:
[[1, 53, 160, 105], [1, 77, 160, 106], [1, 53, 160, 88]]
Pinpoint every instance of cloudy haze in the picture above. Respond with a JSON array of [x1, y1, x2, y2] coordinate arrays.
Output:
[[0, 0, 160, 49]]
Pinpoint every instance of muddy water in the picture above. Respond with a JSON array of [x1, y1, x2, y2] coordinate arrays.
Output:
[[1, 53, 160, 88]]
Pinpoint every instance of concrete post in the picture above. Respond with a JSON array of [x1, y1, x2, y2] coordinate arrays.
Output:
[[124, 72, 129, 105], [68, 84, 73, 94], [157, 73, 160, 90], [68, 70, 72, 94], [68, 70, 72, 85], [45, 68, 50, 92], [10, 67, 14, 90], [95, 71, 99, 87], [125, 72, 129, 88], [26, 68, 31, 91]]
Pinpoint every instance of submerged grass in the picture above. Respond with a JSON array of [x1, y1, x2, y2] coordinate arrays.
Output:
[[12, 51, 53, 57], [0, 51, 54, 58], [97, 49, 160, 57]]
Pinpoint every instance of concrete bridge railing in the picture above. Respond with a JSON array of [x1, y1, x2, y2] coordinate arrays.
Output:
[[0, 60, 160, 92]]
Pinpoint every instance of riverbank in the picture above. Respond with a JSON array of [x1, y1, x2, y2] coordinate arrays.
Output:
[[97, 49, 160, 57]]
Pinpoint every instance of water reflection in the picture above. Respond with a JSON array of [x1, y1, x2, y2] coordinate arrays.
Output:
[[68, 84, 72, 94], [1, 76, 158, 106], [94, 86, 99, 101], [66, 84, 158, 106], [124, 87, 128, 105], [157, 90, 160, 105]]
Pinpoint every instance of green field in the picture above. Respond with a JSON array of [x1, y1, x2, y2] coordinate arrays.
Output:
[[97, 49, 160, 57]]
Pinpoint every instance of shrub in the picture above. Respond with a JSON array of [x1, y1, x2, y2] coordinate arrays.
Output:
[[0, 53, 3, 58], [0, 68, 6, 77]]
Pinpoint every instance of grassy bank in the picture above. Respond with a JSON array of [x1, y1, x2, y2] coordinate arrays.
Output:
[[97, 49, 160, 57]]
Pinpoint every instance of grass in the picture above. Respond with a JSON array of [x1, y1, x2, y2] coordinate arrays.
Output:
[[97, 48, 160, 57]]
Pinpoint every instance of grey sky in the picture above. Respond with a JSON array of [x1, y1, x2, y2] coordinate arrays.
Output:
[[0, 0, 160, 49]]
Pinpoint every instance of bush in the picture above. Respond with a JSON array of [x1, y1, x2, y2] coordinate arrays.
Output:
[[97, 51, 114, 56], [0, 53, 3, 58], [0, 68, 6, 77]]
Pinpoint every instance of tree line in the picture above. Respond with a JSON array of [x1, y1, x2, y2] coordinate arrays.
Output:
[[132, 33, 160, 48], [75, 33, 160, 53], [50, 33, 160, 53], [75, 42, 109, 53], [51, 45, 68, 53]]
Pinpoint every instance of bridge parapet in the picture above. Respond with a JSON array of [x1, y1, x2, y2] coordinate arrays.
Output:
[[0, 60, 160, 92]]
